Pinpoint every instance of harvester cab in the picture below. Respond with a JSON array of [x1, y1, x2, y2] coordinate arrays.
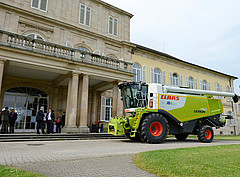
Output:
[[108, 82, 238, 143]]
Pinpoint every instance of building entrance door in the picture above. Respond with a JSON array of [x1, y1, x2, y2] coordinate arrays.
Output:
[[2, 87, 48, 132]]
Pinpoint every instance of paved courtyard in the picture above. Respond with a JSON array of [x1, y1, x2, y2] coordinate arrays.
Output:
[[0, 138, 240, 176]]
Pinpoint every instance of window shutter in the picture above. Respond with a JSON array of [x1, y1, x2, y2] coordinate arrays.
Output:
[[32, 0, 39, 8], [40, 0, 47, 11], [150, 67, 154, 83], [208, 82, 211, 90], [100, 96, 106, 121], [80, 4, 85, 24], [185, 76, 189, 87], [180, 75, 183, 87], [195, 79, 198, 89], [109, 17, 113, 34], [85, 7, 91, 26], [114, 18, 118, 36], [162, 71, 166, 85], [169, 72, 173, 85], [142, 65, 146, 82]]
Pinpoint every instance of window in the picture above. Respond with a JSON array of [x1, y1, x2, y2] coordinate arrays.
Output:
[[100, 97, 112, 121], [189, 77, 194, 89], [202, 80, 207, 90], [132, 63, 141, 82], [109, 16, 118, 36], [77, 47, 89, 52], [79, 4, 91, 27], [215, 83, 220, 99], [154, 68, 161, 84], [180, 75, 183, 87], [31, 0, 48, 12], [27, 33, 44, 41], [66, 41, 73, 48], [172, 73, 178, 86], [226, 86, 231, 102], [142, 65, 146, 82], [162, 71, 166, 85]]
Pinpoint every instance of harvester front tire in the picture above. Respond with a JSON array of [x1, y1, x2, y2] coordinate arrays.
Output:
[[198, 125, 214, 143], [175, 133, 188, 141], [140, 113, 168, 143]]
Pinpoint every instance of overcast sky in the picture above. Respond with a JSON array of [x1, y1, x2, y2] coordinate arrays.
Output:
[[104, 0, 240, 94]]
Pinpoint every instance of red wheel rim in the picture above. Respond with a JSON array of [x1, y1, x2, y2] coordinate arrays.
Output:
[[150, 122, 163, 136], [205, 130, 212, 140]]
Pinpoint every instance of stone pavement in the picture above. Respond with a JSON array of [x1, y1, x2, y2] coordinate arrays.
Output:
[[0, 138, 240, 176]]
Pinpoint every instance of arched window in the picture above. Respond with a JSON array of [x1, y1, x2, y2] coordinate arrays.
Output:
[[202, 80, 207, 90], [226, 86, 231, 101], [154, 68, 161, 83], [77, 47, 89, 52], [215, 83, 219, 91], [189, 77, 194, 89], [132, 63, 141, 82], [173, 73, 178, 86], [27, 33, 44, 41]]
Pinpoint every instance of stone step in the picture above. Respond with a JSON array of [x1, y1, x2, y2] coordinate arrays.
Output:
[[0, 133, 125, 142]]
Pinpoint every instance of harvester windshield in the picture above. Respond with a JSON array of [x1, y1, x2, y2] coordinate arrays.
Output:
[[119, 82, 148, 109]]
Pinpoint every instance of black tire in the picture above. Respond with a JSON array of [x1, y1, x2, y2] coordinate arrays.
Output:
[[140, 113, 168, 143], [198, 125, 214, 143], [175, 133, 189, 141]]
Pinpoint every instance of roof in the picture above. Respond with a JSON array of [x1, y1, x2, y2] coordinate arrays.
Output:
[[133, 43, 238, 79], [97, 0, 134, 18]]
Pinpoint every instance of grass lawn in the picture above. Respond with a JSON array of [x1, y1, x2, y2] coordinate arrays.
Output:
[[133, 144, 240, 177], [0, 165, 46, 177]]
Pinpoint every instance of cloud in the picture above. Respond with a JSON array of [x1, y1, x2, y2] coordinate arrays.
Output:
[[104, 0, 240, 93]]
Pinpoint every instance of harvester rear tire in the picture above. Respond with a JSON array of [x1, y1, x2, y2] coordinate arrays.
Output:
[[175, 133, 189, 141], [140, 113, 168, 143], [198, 125, 214, 143]]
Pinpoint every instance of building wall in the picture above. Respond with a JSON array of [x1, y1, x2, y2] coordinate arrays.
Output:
[[0, 0, 133, 61], [132, 49, 239, 135]]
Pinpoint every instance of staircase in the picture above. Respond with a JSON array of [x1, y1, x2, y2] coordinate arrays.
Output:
[[0, 133, 125, 142]]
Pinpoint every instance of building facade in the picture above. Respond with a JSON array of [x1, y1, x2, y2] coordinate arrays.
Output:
[[0, 0, 239, 135], [0, 0, 133, 133], [131, 45, 239, 135]]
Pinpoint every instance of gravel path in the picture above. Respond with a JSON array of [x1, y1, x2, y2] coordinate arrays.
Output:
[[0, 138, 239, 176]]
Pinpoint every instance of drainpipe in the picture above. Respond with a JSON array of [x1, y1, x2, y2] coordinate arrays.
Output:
[[229, 78, 236, 135]]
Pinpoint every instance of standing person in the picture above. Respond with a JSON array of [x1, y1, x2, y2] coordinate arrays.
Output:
[[1, 107, 10, 134], [46, 108, 55, 134], [61, 112, 65, 128], [9, 109, 17, 133], [55, 114, 62, 133], [36, 106, 45, 134]]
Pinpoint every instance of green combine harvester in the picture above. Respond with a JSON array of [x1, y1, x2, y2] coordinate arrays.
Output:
[[108, 82, 239, 143]]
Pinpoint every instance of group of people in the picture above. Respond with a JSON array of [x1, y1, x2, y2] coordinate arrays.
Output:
[[0, 107, 18, 134], [0, 106, 65, 134], [36, 106, 65, 134]]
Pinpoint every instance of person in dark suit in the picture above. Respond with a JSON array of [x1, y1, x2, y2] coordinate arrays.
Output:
[[36, 106, 45, 134], [1, 107, 10, 134], [61, 112, 65, 128], [9, 109, 17, 133], [46, 108, 55, 134]]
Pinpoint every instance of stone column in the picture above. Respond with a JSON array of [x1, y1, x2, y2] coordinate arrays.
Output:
[[91, 91, 98, 125], [112, 81, 118, 117], [79, 75, 90, 133], [63, 73, 79, 133], [0, 61, 4, 95], [76, 77, 82, 127]]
